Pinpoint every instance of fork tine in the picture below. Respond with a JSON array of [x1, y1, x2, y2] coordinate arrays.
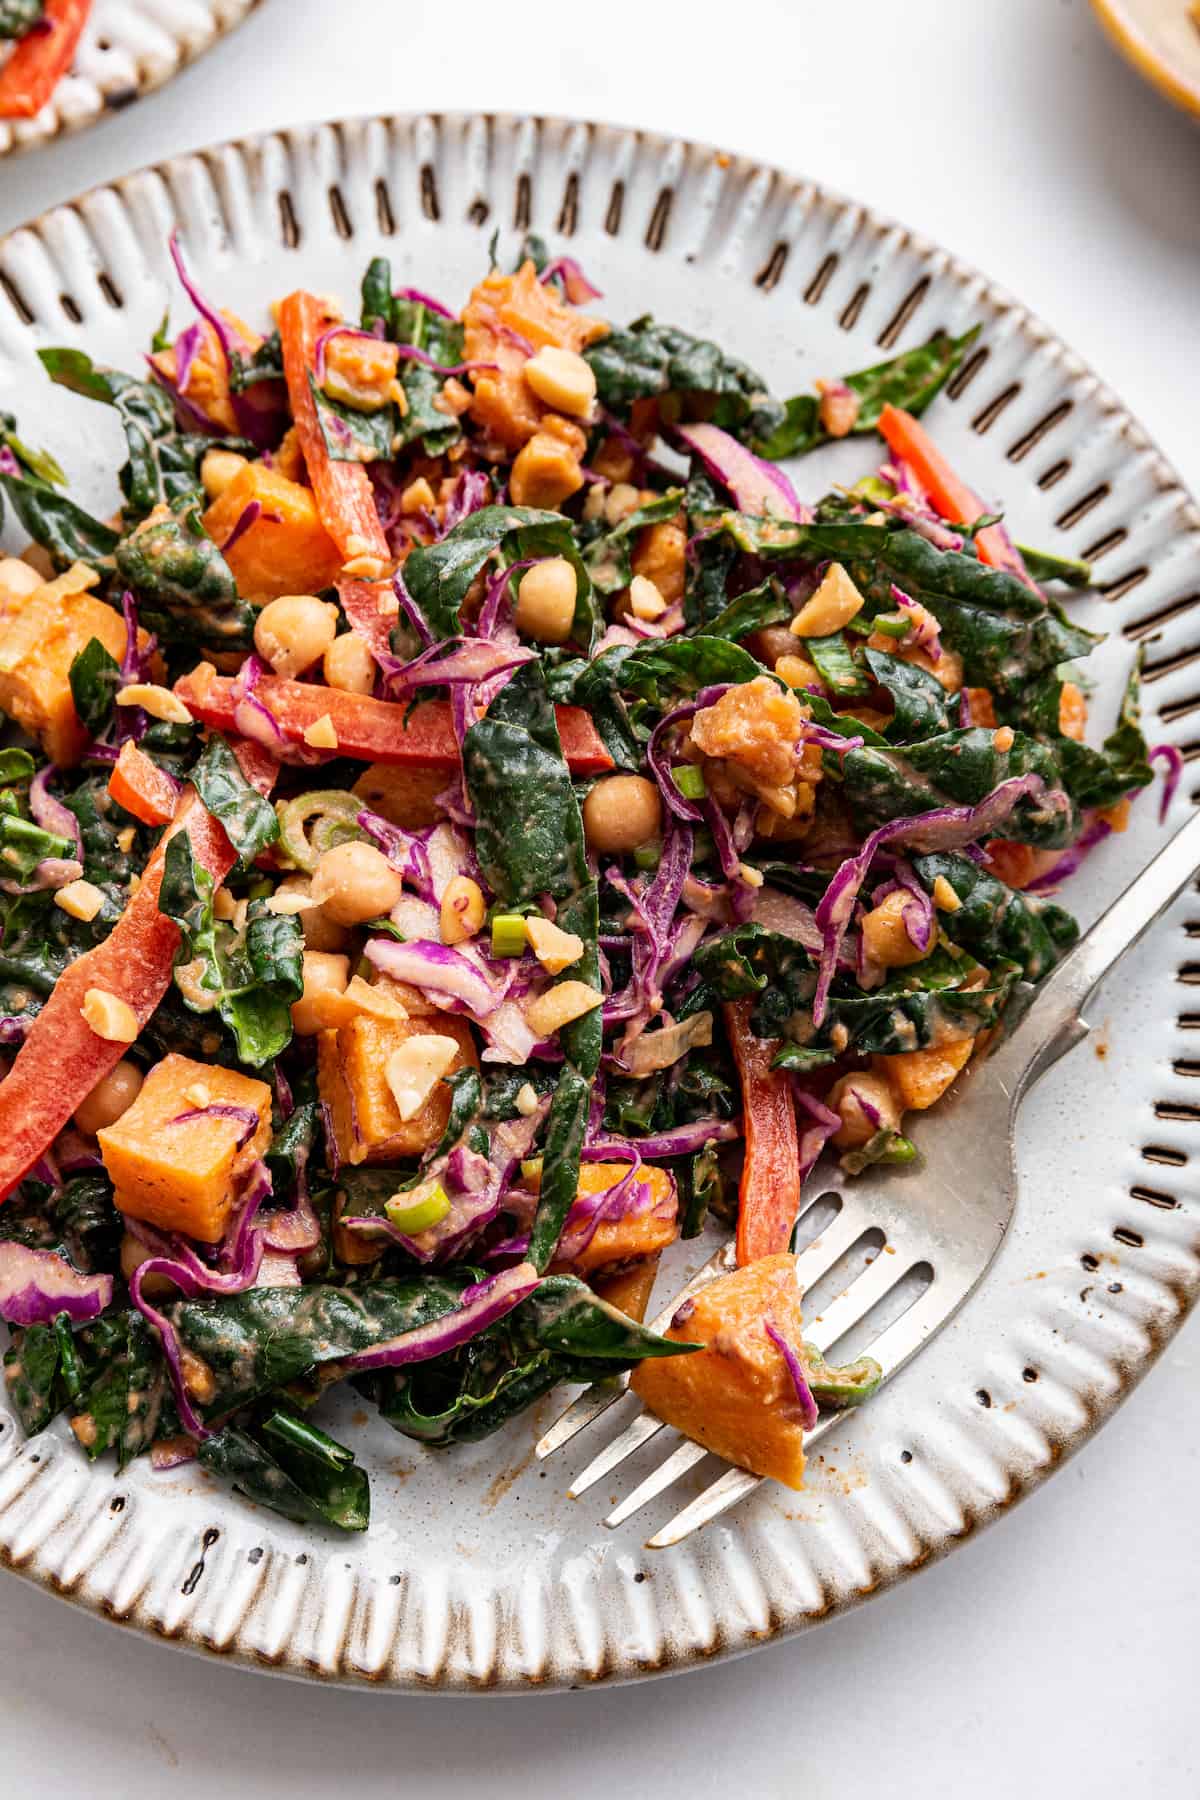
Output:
[[603, 1437, 708, 1528], [790, 1200, 874, 1292], [804, 1243, 913, 1355], [644, 1464, 761, 1547], [567, 1408, 666, 1497], [643, 1406, 847, 1546], [535, 1377, 628, 1460]]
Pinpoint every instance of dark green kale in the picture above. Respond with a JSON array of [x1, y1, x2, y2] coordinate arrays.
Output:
[[363, 1274, 695, 1447], [114, 507, 254, 653], [3, 1322, 65, 1436], [308, 374, 395, 466], [756, 327, 981, 459], [0, 411, 119, 570], [585, 318, 785, 445], [912, 852, 1079, 982], [694, 925, 1014, 1065], [838, 727, 1078, 848], [999, 656, 1153, 813], [865, 647, 956, 742], [199, 1406, 369, 1532], [68, 636, 122, 738], [71, 1310, 172, 1468], [703, 579, 791, 643], [40, 349, 190, 521], [462, 660, 599, 1268], [361, 256, 463, 457], [158, 832, 303, 1066], [189, 734, 279, 863]]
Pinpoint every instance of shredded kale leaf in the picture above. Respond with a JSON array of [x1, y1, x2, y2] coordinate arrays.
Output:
[[756, 327, 981, 459]]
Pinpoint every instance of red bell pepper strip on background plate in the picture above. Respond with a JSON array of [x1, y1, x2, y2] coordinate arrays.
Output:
[[0, 0, 91, 120]]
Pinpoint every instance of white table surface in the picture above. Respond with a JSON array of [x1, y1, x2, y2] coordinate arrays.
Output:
[[1, 0, 1197, 1792]]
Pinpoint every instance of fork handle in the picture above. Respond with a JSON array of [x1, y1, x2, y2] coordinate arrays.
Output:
[[990, 802, 1200, 1097]]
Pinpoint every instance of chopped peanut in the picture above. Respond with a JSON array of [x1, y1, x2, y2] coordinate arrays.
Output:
[[523, 345, 597, 418], [992, 725, 1015, 753], [385, 1034, 462, 1122], [790, 563, 864, 638], [525, 981, 603, 1038], [629, 575, 667, 620], [775, 654, 821, 690], [116, 684, 194, 724], [816, 380, 860, 438], [1058, 681, 1088, 742], [439, 875, 486, 945], [515, 1082, 540, 1117], [525, 915, 585, 975], [931, 875, 962, 912], [400, 477, 436, 515], [54, 879, 104, 923], [81, 988, 139, 1044], [302, 713, 339, 750]]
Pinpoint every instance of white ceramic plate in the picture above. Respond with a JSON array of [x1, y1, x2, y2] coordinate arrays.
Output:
[[0, 113, 1198, 1691], [0, 0, 261, 160]]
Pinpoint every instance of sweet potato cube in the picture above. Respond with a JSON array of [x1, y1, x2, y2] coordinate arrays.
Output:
[[317, 1011, 477, 1166], [632, 1252, 808, 1489], [351, 761, 446, 828], [553, 1160, 679, 1277], [0, 569, 132, 766], [874, 1037, 973, 1111], [98, 1053, 272, 1243], [202, 462, 343, 603]]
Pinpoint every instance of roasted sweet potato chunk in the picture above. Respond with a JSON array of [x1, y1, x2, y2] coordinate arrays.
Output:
[[317, 1011, 477, 1166], [98, 1053, 271, 1243], [632, 1252, 809, 1488]]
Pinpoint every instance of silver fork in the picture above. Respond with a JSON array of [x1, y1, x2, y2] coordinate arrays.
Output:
[[537, 805, 1200, 1547]]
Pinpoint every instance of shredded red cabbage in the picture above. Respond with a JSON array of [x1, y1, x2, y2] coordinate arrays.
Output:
[[0, 1243, 113, 1326], [764, 1321, 819, 1430]]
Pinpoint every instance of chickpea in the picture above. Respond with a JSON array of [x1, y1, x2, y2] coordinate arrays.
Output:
[[254, 594, 339, 679], [582, 775, 662, 855], [310, 841, 405, 926], [74, 1058, 144, 1135], [323, 631, 376, 695], [440, 875, 486, 945], [514, 557, 577, 645], [828, 1073, 901, 1150], [119, 1230, 175, 1300], [200, 448, 248, 500], [275, 873, 349, 952], [291, 951, 351, 1035]]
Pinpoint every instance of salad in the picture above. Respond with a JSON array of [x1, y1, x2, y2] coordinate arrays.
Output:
[[0, 1, 90, 119], [0, 233, 1176, 1529]]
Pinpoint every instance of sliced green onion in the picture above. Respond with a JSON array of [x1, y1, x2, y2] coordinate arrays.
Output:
[[247, 877, 273, 900], [384, 1183, 450, 1234], [870, 612, 911, 640], [881, 1134, 918, 1165], [491, 913, 529, 958], [633, 842, 662, 872], [276, 790, 365, 873], [672, 764, 707, 801]]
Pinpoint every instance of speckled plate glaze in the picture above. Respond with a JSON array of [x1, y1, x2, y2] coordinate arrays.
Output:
[[0, 114, 1198, 1691], [0, 0, 261, 160]]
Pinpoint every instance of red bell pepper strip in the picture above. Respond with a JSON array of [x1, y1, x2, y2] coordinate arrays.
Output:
[[337, 576, 397, 668], [108, 741, 179, 828], [0, 0, 91, 120], [0, 745, 277, 1201], [174, 665, 614, 776], [877, 403, 1024, 576], [277, 290, 392, 572], [725, 999, 801, 1265]]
